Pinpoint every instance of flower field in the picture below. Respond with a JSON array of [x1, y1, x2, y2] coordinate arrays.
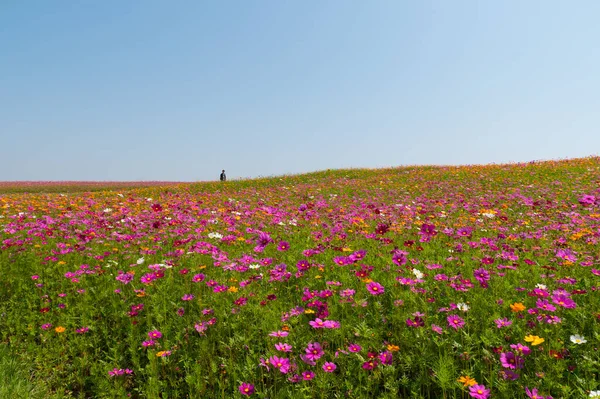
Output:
[[1, 157, 600, 398]]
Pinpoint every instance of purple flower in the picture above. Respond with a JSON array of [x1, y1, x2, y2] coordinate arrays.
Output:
[[379, 351, 393, 365], [473, 268, 490, 283], [500, 351, 524, 369], [277, 241, 290, 251], [181, 294, 195, 301], [431, 324, 443, 334]]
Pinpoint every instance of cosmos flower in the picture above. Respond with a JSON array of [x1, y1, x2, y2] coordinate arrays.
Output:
[[469, 384, 490, 399], [447, 315, 465, 330], [524, 335, 545, 346], [366, 281, 385, 295], [570, 334, 587, 344], [239, 382, 255, 396], [322, 362, 337, 372]]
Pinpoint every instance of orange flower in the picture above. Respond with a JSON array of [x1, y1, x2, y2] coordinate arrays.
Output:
[[386, 344, 400, 352], [457, 375, 477, 387], [55, 326, 66, 333], [510, 302, 526, 312]]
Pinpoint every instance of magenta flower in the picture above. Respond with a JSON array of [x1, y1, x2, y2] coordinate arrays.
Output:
[[348, 343, 362, 353], [379, 351, 393, 365], [322, 362, 337, 372], [302, 370, 315, 380], [148, 330, 162, 340], [108, 368, 133, 377], [552, 294, 577, 309], [362, 359, 379, 370], [268, 356, 291, 374], [431, 324, 443, 334], [510, 343, 531, 356], [269, 330, 289, 338], [239, 382, 255, 396], [473, 268, 490, 283], [447, 314, 465, 330], [275, 342, 293, 352], [469, 384, 490, 399], [181, 294, 195, 301], [494, 318, 512, 328], [309, 318, 326, 329], [500, 351, 524, 369], [277, 241, 290, 251], [366, 281, 385, 295], [536, 299, 556, 312], [305, 342, 324, 361]]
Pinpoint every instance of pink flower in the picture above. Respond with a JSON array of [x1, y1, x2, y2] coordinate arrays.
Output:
[[322, 362, 337, 372], [239, 382, 255, 396], [366, 281, 385, 295], [305, 342, 324, 361], [447, 314, 465, 330], [269, 330, 289, 338], [148, 330, 162, 340], [500, 352, 524, 369], [469, 384, 490, 399], [268, 356, 291, 374], [494, 318, 512, 328], [309, 318, 326, 329], [275, 342, 293, 352], [302, 370, 315, 380], [431, 324, 443, 334], [348, 343, 362, 353]]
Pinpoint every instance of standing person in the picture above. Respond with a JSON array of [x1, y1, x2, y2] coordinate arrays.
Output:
[[220, 170, 226, 181]]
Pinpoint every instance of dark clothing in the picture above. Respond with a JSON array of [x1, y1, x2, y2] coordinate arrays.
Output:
[[220, 172, 226, 181]]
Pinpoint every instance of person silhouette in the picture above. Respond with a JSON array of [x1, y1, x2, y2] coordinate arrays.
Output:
[[220, 170, 226, 181]]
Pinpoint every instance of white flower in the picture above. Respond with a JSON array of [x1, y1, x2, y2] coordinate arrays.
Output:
[[590, 391, 600, 399], [457, 303, 470, 312], [208, 232, 223, 239], [103, 208, 112, 213], [570, 334, 587, 344], [249, 264, 261, 270], [117, 193, 124, 198], [412, 268, 424, 279], [136, 257, 145, 265], [535, 283, 547, 290], [146, 198, 153, 202], [481, 212, 495, 219]]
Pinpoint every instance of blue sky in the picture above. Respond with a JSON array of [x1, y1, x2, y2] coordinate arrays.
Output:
[[2, 1, 599, 181]]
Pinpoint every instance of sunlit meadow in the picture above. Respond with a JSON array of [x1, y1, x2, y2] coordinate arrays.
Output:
[[1, 157, 600, 399]]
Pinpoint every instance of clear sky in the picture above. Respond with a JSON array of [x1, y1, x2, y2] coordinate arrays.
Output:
[[1, 1, 599, 181]]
